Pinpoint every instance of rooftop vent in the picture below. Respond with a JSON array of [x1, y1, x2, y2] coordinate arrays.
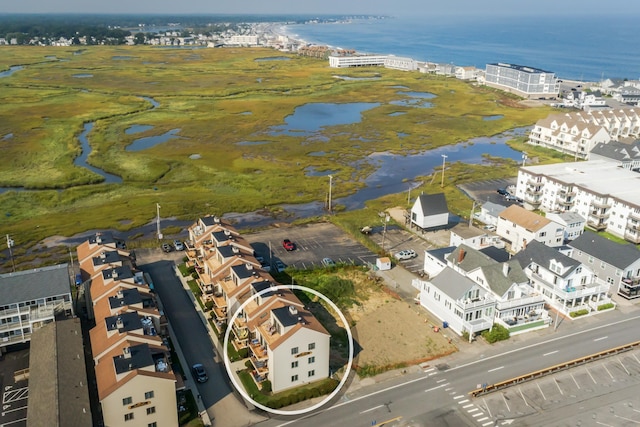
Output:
[[289, 306, 298, 316]]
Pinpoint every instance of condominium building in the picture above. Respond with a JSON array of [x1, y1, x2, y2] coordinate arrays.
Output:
[[0, 264, 73, 349], [384, 55, 417, 71], [78, 234, 177, 427], [514, 160, 640, 243], [484, 63, 559, 99], [328, 54, 387, 68], [186, 216, 330, 393]]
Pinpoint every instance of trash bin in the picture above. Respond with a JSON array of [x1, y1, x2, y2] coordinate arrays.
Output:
[[443, 321, 449, 328]]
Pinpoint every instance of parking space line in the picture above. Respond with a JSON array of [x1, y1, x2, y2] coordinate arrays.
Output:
[[482, 422, 493, 427], [633, 353, 640, 365], [1, 416, 27, 426], [603, 364, 614, 379], [454, 395, 465, 400], [586, 367, 597, 384], [468, 408, 479, 413], [519, 387, 530, 407], [614, 414, 640, 424], [463, 404, 474, 409], [483, 397, 492, 419], [458, 399, 469, 404], [537, 382, 546, 400], [570, 373, 580, 389], [502, 393, 510, 412], [553, 378, 563, 395], [618, 358, 631, 376], [472, 412, 483, 418]]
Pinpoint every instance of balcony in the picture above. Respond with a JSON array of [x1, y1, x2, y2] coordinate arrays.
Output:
[[212, 306, 227, 321], [629, 211, 640, 222], [525, 185, 542, 195], [587, 220, 608, 231], [555, 197, 575, 207], [590, 199, 611, 209], [496, 295, 545, 311], [457, 295, 495, 310], [619, 278, 640, 299]]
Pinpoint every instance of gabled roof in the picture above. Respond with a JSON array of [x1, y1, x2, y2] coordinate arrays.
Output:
[[569, 231, 640, 269], [430, 267, 478, 300], [0, 264, 71, 305], [590, 140, 640, 162], [446, 244, 497, 273], [413, 193, 448, 216], [481, 201, 507, 217], [426, 246, 456, 264], [513, 240, 580, 278], [545, 211, 585, 226], [479, 260, 528, 297], [499, 205, 552, 232]]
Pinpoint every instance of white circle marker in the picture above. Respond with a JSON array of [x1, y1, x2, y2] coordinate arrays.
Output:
[[223, 284, 354, 416]]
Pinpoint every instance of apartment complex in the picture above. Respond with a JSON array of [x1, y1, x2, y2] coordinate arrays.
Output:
[[186, 216, 330, 393], [514, 160, 640, 243], [527, 109, 640, 159], [484, 63, 559, 99], [328, 53, 387, 68], [0, 264, 73, 350], [78, 233, 178, 427]]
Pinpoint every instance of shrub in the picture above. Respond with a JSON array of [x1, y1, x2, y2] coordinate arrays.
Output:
[[570, 309, 589, 318], [245, 360, 253, 370], [597, 303, 614, 311], [261, 380, 272, 393], [204, 300, 214, 311], [481, 324, 510, 343]]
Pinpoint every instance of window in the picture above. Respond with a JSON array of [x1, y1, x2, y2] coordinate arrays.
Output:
[[123, 396, 132, 406], [291, 361, 298, 368], [148, 423, 157, 427], [601, 261, 606, 269], [146, 407, 156, 415], [291, 375, 298, 382], [308, 342, 315, 351], [308, 356, 315, 364], [291, 347, 299, 355], [308, 370, 315, 378], [588, 256, 594, 264], [125, 413, 134, 421], [144, 391, 154, 399], [539, 231, 546, 237], [607, 277, 615, 285]]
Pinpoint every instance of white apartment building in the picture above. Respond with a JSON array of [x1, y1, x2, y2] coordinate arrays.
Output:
[[496, 205, 564, 252], [514, 160, 640, 243], [528, 108, 640, 159], [329, 54, 387, 68], [484, 63, 559, 99], [0, 264, 74, 349], [228, 34, 258, 46], [384, 55, 417, 71]]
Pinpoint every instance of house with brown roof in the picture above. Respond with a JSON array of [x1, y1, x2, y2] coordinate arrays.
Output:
[[496, 205, 564, 252]]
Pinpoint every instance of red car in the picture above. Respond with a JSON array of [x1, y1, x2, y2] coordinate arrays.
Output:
[[282, 239, 296, 251]]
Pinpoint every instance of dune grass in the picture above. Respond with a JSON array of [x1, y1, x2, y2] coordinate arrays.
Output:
[[0, 45, 555, 249]]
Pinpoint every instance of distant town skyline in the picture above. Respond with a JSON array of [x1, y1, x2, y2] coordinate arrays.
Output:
[[3, 0, 638, 17]]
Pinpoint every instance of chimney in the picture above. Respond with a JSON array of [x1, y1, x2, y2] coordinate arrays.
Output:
[[123, 346, 131, 358], [502, 263, 510, 277], [458, 248, 465, 263], [116, 317, 123, 329]]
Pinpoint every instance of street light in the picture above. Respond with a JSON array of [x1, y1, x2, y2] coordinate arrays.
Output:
[[522, 151, 528, 167], [156, 203, 163, 240], [328, 175, 333, 213], [440, 154, 448, 187]]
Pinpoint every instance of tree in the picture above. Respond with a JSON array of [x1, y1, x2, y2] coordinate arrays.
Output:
[[134, 33, 146, 45]]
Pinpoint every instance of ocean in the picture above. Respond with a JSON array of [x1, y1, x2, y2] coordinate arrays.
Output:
[[283, 15, 640, 82]]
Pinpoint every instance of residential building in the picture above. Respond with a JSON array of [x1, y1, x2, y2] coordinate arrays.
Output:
[[484, 63, 559, 99], [567, 231, 640, 299], [410, 193, 449, 231], [496, 205, 564, 252], [454, 66, 479, 80], [449, 223, 504, 250], [227, 35, 258, 46], [545, 211, 586, 242], [422, 246, 455, 279], [512, 240, 612, 317], [527, 113, 611, 159], [78, 237, 178, 427], [562, 91, 607, 110], [27, 319, 92, 427], [328, 54, 387, 68], [613, 86, 640, 105], [514, 160, 640, 243], [589, 140, 640, 171], [186, 216, 330, 393], [473, 201, 506, 227], [384, 55, 417, 71], [0, 264, 73, 349]]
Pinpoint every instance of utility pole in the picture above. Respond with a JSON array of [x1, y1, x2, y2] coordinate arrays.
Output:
[[440, 154, 448, 187], [6, 234, 15, 272], [381, 215, 390, 251], [69, 247, 75, 278], [156, 203, 162, 240], [469, 200, 476, 227], [328, 175, 333, 213], [522, 151, 527, 167], [407, 186, 411, 206]]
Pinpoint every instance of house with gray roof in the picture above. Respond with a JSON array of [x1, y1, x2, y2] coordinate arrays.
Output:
[[568, 231, 640, 299], [474, 201, 506, 227], [545, 211, 586, 242], [513, 240, 612, 317], [589, 140, 640, 171], [410, 193, 449, 231], [0, 264, 73, 349]]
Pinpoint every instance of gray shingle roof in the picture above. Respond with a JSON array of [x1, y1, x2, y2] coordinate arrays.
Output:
[[480, 260, 528, 297], [0, 264, 71, 305], [426, 246, 456, 264], [446, 244, 496, 273], [569, 231, 640, 269], [513, 240, 580, 278], [430, 267, 478, 300], [416, 193, 449, 216], [590, 140, 640, 162]]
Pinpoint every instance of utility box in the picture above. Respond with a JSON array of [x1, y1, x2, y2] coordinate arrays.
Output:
[[376, 257, 391, 271]]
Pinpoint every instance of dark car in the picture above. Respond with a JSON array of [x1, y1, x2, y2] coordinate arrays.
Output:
[[161, 243, 172, 253], [74, 273, 83, 286], [282, 239, 296, 251], [192, 363, 208, 383], [497, 188, 509, 196]]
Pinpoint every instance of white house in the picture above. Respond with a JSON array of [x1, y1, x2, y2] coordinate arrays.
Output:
[[410, 193, 449, 230], [589, 140, 640, 171], [473, 201, 506, 227], [568, 231, 640, 299], [496, 205, 564, 252], [449, 223, 504, 250], [513, 240, 612, 317], [545, 211, 585, 242]]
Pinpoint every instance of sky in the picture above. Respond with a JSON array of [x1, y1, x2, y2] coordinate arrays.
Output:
[[3, 0, 639, 17]]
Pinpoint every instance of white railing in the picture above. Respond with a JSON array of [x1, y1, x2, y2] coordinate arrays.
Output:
[[496, 295, 545, 311]]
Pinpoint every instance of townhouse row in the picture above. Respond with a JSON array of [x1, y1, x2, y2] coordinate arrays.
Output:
[[77, 232, 178, 427], [185, 216, 330, 393]]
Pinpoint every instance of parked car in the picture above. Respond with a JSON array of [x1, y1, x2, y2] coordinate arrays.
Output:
[[483, 224, 497, 232], [274, 260, 286, 273], [497, 188, 509, 196], [321, 257, 336, 267], [161, 243, 172, 253], [74, 273, 83, 286], [192, 363, 208, 383], [173, 240, 185, 251], [395, 250, 417, 260], [360, 226, 372, 235], [282, 239, 296, 251]]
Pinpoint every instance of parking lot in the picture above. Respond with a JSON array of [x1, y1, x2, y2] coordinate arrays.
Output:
[[475, 348, 640, 426], [458, 177, 519, 206], [0, 346, 30, 427]]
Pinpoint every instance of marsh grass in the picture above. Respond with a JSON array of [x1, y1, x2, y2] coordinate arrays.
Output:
[[1, 46, 554, 249]]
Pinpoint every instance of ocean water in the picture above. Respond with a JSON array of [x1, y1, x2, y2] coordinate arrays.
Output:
[[283, 15, 640, 82]]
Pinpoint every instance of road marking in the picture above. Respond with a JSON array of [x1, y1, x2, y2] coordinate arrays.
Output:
[[445, 387, 453, 391], [614, 414, 640, 424], [483, 397, 492, 419], [1, 417, 27, 426], [502, 393, 510, 412], [478, 417, 488, 422], [519, 387, 529, 407], [468, 408, 479, 413], [360, 405, 384, 414], [536, 382, 546, 400], [586, 367, 597, 384], [543, 350, 558, 356], [457, 399, 469, 404], [593, 336, 608, 342], [425, 383, 449, 393], [554, 378, 563, 395], [372, 416, 402, 426], [462, 404, 474, 408], [436, 379, 447, 383], [2, 404, 27, 416], [603, 364, 614, 379], [570, 372, 580, 389], [483, 422, 493, 427], [619, 358, 631, 375], [472, 412, 483, 417], [488, 366, 504, 373], [453, 395, 465, 400]]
